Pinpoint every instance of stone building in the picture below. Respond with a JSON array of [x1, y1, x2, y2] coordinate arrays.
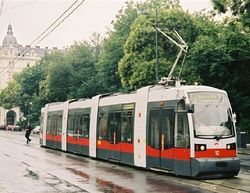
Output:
[[0, 24, 60, 126]]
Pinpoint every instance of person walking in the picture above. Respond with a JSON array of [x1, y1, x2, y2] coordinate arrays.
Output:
[[25, 123, 32, 144]]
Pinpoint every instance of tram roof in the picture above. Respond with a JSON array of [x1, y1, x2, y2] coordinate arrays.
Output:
[[42, 84, 226, 109]]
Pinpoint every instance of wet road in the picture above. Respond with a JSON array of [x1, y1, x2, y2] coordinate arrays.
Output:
[[0, 131, 249, 193]]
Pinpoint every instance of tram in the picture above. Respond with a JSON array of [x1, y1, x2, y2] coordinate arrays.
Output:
[[40, 79, 240, 179]]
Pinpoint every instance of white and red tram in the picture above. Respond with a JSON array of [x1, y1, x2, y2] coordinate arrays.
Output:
[[40, 83, 240, 178]]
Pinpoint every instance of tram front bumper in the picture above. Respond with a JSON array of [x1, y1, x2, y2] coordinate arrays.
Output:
[[191, 157, 240, 179]]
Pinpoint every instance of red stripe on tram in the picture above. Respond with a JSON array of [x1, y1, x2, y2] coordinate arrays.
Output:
[[195, 149, 237, 158], [67, 136, 89, 146], [146, 146, 190, 161], [97, 140, 134, 153]]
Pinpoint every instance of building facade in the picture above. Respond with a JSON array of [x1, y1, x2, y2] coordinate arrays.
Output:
[[0, 24, 59, 126]]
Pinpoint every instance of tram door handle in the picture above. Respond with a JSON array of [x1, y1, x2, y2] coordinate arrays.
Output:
[[113, 131, 116, 144], [161, 134, 165, 151], [77, 129, 80, 140]]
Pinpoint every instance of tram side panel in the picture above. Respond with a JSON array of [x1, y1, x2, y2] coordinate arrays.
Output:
[[43, 102, 65, 150], [133, 86, 151, 168], [146, 88, 192, 176], [96, 94, 136, 165], [173, 100, 191, 176], [66, 107, 91, 156], [40, 108, 45, 146], [146, 100, 176, 171], [62, 101, 70, 151], [41, 105, 49, 146], [46, 110, 63, 150], [96, 104, 135, 165]]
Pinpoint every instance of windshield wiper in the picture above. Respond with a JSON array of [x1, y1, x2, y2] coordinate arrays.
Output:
[[214, 126, 229, 141]]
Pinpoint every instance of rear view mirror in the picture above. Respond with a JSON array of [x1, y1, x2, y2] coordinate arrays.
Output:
[[186, 104, 194, 113]]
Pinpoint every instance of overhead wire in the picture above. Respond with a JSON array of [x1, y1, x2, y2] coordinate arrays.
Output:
[[35, 0, 86, 46], [0, 0, 3, 17], [12, 0, 86, 65], [28, 0, 80, 49], [3, 0, 39, 12]]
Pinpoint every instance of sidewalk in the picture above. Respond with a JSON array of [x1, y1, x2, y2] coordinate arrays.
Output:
[[238, 144, 250, 155]]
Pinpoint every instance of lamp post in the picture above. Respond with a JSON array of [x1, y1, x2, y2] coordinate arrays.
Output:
[[27, 101, 32, 124]]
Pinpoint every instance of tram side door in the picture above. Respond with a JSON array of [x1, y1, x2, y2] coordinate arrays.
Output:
[[107, 112, 121, 161], [148, 108, 174, 170]]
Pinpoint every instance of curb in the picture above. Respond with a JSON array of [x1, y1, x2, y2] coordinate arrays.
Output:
[[238, 148, 250, 155], [240, 164, 250, 171], [238, 151, 250, 155]]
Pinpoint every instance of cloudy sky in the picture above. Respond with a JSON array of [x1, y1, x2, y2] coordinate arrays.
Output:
[[0, 0, 211, 49]]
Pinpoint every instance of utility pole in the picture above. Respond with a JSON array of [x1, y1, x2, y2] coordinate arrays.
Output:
[[154, 0, 159, 81]]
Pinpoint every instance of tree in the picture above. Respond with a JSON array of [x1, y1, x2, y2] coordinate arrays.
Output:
[[212, 0, 250, 27], [66, 43, 101, 99], [0, 80, 20, 109], [97, 1, 139, 92], [118, 7, 196, 88]]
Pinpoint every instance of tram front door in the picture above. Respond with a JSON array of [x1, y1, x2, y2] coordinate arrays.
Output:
[[147, 108, 175, 170]]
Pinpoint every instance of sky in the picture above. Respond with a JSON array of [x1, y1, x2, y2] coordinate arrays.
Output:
[[0, 0, 211, 49]]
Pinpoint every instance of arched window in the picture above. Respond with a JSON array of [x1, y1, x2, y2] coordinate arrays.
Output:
[[6, 110, 16, 125]]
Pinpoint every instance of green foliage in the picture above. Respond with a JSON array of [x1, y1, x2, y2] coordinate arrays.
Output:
[[46, 58, 70, 102], [66, 43, 101, 99], [118, 8, 196, 88], [97, 1, 139, 92], [212, 0, 250, 27], [185, 20, 250, 133], [0, 80, 20, 109], [1, 0, 250, 134]]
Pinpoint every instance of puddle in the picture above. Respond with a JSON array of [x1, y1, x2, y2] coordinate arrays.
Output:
[[96, 178, 134, 193], [66, 168, 90, 180]]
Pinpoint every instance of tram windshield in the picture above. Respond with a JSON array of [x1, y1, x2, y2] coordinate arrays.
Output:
[[188, 92, 235, 139]]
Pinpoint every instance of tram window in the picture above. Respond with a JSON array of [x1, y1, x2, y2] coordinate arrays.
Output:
[[51, 115, 57, 135], [47, 116, 51, 134], [57, 115, 62, 135], [175, 113, 189, 148], [162, 110, 174, 149], [82, 115, 90, 138], [40, 114, 44, 135], [121, 111, 134, 143], [68, 113, 90, 138], [107, 112, 122, 144], [78, 114, 89, 138], [46, 113, 63, 136], [67, 115, 74, 136], [149, 110, 160, 149], [98, 113, 108, 140], [73, 114, 81, 137]]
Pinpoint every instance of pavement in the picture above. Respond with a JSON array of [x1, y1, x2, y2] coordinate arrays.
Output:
[[238, 144, 250, 154], [238, 144, 250, 172]]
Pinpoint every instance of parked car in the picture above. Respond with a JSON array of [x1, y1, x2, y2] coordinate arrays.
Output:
[[33, 126, 41, 134], [6, 125, 14, 131], [6, 125, 22, 131], [13, 125, 22, 131], [0, 125, 6, 130]]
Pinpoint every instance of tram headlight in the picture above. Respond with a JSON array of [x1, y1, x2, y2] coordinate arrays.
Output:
[[195, 144, 207, 151], [226, 143, 236, 150]]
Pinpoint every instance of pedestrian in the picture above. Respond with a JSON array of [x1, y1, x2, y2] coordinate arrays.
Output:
[[25, 123, 32, 144]]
